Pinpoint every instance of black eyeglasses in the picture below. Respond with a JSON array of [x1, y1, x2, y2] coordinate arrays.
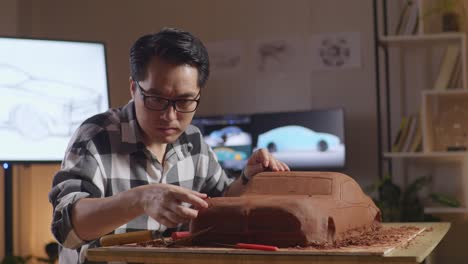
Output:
[[135, 82, 201, 113]]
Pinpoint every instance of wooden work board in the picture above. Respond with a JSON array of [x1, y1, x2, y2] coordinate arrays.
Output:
[[86, 222, 450, 264]]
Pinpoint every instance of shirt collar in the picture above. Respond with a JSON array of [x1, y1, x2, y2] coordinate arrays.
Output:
[[165, 133, 194, 161], [117, 100, 146, 154]]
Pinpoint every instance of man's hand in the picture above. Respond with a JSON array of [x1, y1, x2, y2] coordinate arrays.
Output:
[[244, 148, 290, 179], [137, 184, 208, 228]]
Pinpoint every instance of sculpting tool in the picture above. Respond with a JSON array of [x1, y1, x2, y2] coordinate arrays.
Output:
[[170, 230, 278, 251], [100, 230, 163, 247], [213, 243, 279, 251]]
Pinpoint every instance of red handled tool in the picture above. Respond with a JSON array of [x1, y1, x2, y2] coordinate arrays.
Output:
[[170, 231, 278, 251], [214, 242, 279, 251], [171, 231, 191, 240]]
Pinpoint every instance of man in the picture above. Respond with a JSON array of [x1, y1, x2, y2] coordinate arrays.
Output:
[[49, 27, 289, 263]]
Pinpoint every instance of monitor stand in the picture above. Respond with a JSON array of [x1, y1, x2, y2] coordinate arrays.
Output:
[[3, 162, 13, 256]]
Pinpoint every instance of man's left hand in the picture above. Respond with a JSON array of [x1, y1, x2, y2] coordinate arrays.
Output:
[[244, 148, 290, 179]]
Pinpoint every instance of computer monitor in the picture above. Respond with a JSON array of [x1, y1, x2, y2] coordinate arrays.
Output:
[[0, 37, 110, 162], [250, 109, 346, 170], [192, 115, 252, 172]]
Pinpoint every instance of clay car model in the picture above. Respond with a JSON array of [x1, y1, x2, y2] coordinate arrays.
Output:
[[190, 171, 381, 247], [256, 125, 341, 152]]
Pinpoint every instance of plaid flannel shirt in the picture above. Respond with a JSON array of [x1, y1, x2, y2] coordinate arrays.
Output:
[[49, 100, 233, 263]]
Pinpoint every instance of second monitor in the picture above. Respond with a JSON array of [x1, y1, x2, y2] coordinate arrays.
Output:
[[192, 108, 346, 172]]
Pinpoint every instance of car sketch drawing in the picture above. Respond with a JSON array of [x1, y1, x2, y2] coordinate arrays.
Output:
[[211, 53, 240, 70], [0, 64, 103, 140], [257, 40, 293, 72]]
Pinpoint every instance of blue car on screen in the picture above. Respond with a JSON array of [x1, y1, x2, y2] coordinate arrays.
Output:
[[257, 125, 340, 152]]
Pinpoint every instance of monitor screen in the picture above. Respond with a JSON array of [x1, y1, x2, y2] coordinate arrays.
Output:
[[0, 37, 109, 162], [250, 109, 345, 170], [192, 115, 252, 172]]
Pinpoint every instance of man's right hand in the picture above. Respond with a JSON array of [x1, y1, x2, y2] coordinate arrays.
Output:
[[71, 183, 209, 241], [136, 184, 209, 228]]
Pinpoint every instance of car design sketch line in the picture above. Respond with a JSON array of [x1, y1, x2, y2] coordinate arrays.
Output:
[[0, 64, 103, 139]]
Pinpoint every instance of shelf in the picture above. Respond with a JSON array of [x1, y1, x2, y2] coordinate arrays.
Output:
[[424, 207, 468, 214], [383, 152, 468, 160], [379, 33, 465, 46], [422, 89, 468, 95]]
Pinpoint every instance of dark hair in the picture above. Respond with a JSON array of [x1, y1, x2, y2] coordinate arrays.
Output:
[[129, 28, 210, 88]]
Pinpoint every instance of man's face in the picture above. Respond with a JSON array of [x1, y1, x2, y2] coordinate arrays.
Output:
[[131, 57, 201, 145]]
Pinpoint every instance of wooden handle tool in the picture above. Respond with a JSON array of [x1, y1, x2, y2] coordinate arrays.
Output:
[[100, 230, 159, 247]]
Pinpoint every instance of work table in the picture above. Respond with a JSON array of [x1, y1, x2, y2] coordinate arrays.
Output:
[[86, 222, 450, 264]]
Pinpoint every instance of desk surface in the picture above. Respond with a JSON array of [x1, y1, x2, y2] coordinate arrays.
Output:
[[86, 222, 450, 264]]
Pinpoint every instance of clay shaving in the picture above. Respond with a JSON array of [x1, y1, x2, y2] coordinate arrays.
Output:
[[302, 225, 423, 249], [137, 225, 425, 250]]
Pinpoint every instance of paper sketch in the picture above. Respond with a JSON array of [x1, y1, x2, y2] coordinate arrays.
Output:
[[205, 40, 242, 76], [309, 32, 362, 71], [254, 38, 305, 74]]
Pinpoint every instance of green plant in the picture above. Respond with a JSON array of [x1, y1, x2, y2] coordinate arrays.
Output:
[[1, 242, 58, 264], [423, 0, 466, 31], [0, 256, 32, 264], [366, 174, 460, 222]]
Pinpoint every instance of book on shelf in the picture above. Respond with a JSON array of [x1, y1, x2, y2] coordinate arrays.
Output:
[[392, 114, 422, 153], [409, 122, 423, 152], [392, 116, 410, 152], [395, 0, 419, 35], [402, 114, 419, 152], [448, 54, 462, 89], [433, 44, 461, 90], [392, 116, 407, 152]]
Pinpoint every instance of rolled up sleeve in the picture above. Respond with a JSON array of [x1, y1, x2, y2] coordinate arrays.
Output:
[[49, 142, 105, 249]]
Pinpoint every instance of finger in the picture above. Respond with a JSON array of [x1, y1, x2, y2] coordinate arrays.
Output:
[[278, 161, 290, 171], [257, 148, 271, 167], [272, 159, 283, 171], [266, 157, 280, 171], [183, 188, 208, 199], [245, 163, 265, 179], [170, 184, 208, 198], [174, 191, 209, 209], [169, 203, 200, 220], [248, 148, 268, 167], [161, 207, 188, 225], [163, 204, 196, 224], [157, 215, 179, 228]]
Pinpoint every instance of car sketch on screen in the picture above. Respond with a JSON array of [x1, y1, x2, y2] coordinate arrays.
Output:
[[213, 147, 247, 162], [204, 126, 252, 171], [204, 126, 252, 147], [0, 64, 102, 139], [256, 125, 345, 168]]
